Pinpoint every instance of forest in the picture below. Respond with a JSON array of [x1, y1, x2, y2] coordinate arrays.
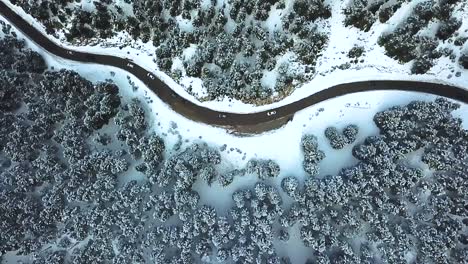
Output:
[[1, 26, 468, 263], [7, 0, 468, 104]]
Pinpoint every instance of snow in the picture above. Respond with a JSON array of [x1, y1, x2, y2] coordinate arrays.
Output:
[[200, 0, 212, 10], [261, 70, 278, 90], [79, 0, 96, 13], [176, 15, 194, 32], [115, 0, 134, 17], [264, 6, 284, 34], [182, 45, 198, 61], [224, 17, 238, 33], [180, 76, 207, 97]]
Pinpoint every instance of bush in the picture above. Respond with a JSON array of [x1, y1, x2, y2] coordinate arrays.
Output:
[[459, 53, 468, 69], [411, 57, 433, 74], [436, 17, 462, 40]]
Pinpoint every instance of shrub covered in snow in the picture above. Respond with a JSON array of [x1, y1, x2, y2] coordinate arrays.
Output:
[[460, 52, 468, 69], [343, 0, 378, 32], [301, 134, 326, 176], [323, 124, 359, 149], [246, 158, 281, 179]]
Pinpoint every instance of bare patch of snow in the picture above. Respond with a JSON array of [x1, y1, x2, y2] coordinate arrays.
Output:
[[261, 70, 278, 91]]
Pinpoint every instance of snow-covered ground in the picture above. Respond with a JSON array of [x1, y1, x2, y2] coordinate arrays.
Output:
[[3, 0, 468, 114]]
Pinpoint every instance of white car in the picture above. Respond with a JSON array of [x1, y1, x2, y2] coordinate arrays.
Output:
[[218, 114, 227, 118], [67, 51, 74, 55], [147, 73, 155, 80], [267, 110, 277, 116], [127, 63, 134, 68]]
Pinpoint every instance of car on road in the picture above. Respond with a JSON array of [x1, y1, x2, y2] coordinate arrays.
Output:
[[267, 110, 276, 116], [67, 51, 74, 55], [147, 73, 155, 80], [218, 114, 227, 118], [127, 62, 134, 68]]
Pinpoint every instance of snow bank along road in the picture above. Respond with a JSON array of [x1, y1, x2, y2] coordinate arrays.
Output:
[[1, 1, 467, 131]]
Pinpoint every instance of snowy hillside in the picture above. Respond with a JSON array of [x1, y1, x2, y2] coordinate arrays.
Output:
[[4, 0, 468, 112], [2, 24, 468, 262], [1, 1, 468, 264]]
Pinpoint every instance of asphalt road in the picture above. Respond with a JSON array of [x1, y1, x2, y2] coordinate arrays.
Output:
[[1, 1, 467, 129]]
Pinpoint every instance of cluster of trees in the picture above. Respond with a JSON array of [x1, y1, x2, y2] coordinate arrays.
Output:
[[9, 0, 128, 38], [279, 97, 468, 263], [359, 0, 462, 74], [347, 46, 365, 64], [345, 0, 466, 74], [0, 33, 288, 263], [382, 0, 463, 74], [301, 134, 326, 176], [324, 124, 359, 149], [344, 0, 404, 31], [10, 0, 467, 106], [1, 32, 468, 263], [246, 158, 281, 179], [135, 0, 332, 103], [10, 0, 332, 104], [460, 52, 468, 69]]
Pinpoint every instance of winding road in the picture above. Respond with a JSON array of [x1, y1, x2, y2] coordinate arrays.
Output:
[[1, 0, 467, 130]]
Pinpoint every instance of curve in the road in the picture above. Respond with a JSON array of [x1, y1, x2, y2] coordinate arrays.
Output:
[[1, 0, 467, 128]]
